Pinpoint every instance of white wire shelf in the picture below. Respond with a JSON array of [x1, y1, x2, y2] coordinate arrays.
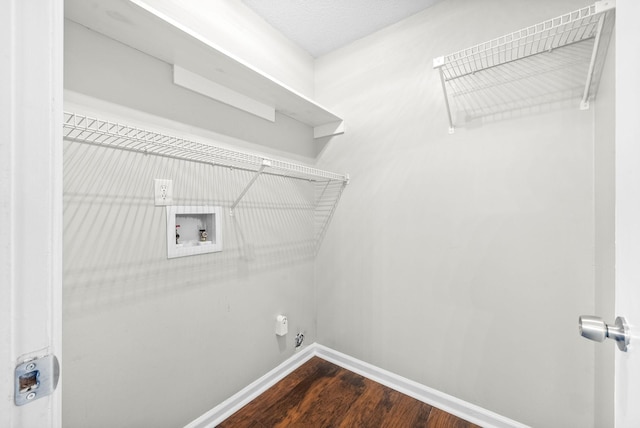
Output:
[[63, 112, 347, 182], [433, 1, 616, 133], [63, 112, 349, 214]]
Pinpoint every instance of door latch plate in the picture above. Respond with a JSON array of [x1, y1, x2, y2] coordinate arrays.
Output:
[[14, 354, 60, 406]]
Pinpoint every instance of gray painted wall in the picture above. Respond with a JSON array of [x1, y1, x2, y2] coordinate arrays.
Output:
[[62, 137, 318, 427], [314, 0, 604, 427], [63, 9, 320, 427]]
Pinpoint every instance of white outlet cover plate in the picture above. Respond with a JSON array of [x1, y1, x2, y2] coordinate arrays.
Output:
[[154, 179, 173, 206]]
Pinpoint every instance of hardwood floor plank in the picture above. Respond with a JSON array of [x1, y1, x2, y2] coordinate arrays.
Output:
[[426, 407, 481, 428], [340, 384, 433, 428], [218, 357, 479, 428], [218, 358, 330, 426], [272, 360, 366, 427]]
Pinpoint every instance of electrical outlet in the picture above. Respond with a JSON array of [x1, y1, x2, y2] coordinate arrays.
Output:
[[294, 332, 304, 348], [154, 179, 173, 206]]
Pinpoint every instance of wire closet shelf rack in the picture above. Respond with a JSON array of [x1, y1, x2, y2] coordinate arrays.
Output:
[[63, 111, 349, 215], [432, 1, 616, 133]]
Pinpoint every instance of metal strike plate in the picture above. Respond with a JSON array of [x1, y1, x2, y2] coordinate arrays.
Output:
[[15, 354, 59, 406]]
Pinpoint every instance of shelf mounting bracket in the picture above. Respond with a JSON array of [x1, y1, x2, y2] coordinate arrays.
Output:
[[580, 12, 607, 110], [433, 57, 455, 134], [230, 159, 271, 216]]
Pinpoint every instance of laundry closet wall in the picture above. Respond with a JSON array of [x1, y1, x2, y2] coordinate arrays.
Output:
[[63, 0, 615, 426], [62, 1, 321, 426], [313, 0, 613, 427]]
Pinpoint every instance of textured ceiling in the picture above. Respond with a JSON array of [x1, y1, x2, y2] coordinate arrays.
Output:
[[241, 0, 444, 58]]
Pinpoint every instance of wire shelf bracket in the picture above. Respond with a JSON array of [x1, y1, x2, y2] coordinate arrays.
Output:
[[432, 1, 616, 133], [229, 159, 270, 216], [63, 112, 350, 216]]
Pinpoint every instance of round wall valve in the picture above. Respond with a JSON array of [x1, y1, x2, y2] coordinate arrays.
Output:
[[579, 315, 630, 352]]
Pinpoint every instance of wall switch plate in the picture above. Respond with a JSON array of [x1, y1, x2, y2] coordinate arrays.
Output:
[[154, 179, 173, 206]]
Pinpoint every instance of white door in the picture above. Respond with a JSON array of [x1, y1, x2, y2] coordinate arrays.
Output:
[[615, 0, 640, 426], [0, 0, 63, 427]]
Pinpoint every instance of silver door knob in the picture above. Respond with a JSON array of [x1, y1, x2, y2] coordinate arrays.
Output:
[[579, 315, 630, 352]]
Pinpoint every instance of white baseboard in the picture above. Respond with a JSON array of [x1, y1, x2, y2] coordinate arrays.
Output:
[[184, 346, 316, 428], [313, 344, 530, 428], [184, 343, 529, 428]]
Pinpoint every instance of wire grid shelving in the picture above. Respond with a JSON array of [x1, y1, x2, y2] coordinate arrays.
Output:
[[433, 1, 616, 133], [63, 112, 348, 182], [63, 111, 349, 215]]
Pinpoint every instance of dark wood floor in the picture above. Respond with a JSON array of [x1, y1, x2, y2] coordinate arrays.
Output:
[[218, 357, 480, 428]]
